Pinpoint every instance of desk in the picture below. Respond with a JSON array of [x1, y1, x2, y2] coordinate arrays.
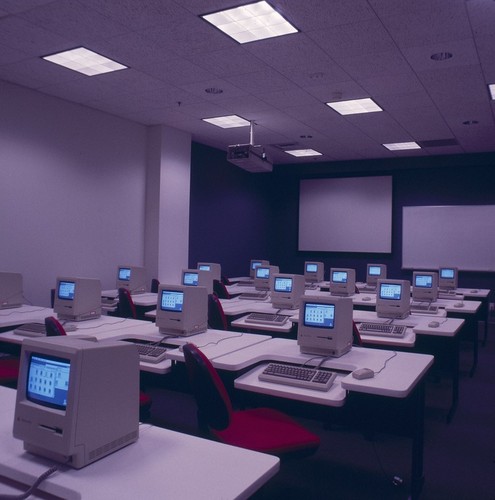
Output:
[[0, 386, 279, 499], [215, 338, 432, 500], [0, 305, 53, 331]]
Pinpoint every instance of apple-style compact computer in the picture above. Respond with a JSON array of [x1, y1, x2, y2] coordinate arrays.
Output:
[[197, 262, 221, 282], [412, 271, 439, 301], [116, 265, 147, 294], [182, 268, 213, 294], [329, 268, 356, 296], [365, 264, 387, 289], [297, 296, 353, 358], [304, 262, 324, 283], [438, 267, 458, 290], [271, 274, 305, 309], [155, 284, 208, 336], [254, 265, 279, 291], [376, 279, 411, 319], [249, 259, 269, 279], [53, 277, 101, 322], [0, 271, 23, 309], [13, 336, 139, 469]]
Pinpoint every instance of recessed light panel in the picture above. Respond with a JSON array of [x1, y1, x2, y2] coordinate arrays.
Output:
[[383, 142, 421, 151], [326, 98, 382, 115], [202, 115, 250, 128], [489, 84, 495, 100], [42, 47, 127, 76], [202, 1, 298, 44], [285, 149, 322, 157]]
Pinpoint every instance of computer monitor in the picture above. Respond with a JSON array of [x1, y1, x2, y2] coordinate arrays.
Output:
[[438, 267, 458, 290], [304, 262, 324, 283], [329, 268, 356, 296], [271, 274, 305, 309], [155, 284, 208, 336], [366, 264, 387, 287], [297, 296, 353, 358], [249, 259, 269, 279], [254, 265, 279, 291], [13, 336, 139, 469], [53, 277, 101, 322], [412, 271, 439, 301], [116, 265, 147, 294], [181, 269, 214, 294], [376, 279, 411, 319], [0, 271, 23, 309], [197, 262, 221, 282]]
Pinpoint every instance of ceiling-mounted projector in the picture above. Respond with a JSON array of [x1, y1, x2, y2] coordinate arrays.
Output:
[[226, 120, 273, 173], [227, 144, 273, 173]]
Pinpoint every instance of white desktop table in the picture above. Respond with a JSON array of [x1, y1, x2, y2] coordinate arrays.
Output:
[[0, 305, 54, 330], [0, 387, 279, 500]]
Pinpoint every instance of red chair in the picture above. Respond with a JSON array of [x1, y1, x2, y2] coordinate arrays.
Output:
[[182, 343, 320, 457], [213, 279, 231, 299], [150, 278, 160, 293], [0, 357, 20, 387], [117, 288, 137, 319], [208, 293, 229, 330]]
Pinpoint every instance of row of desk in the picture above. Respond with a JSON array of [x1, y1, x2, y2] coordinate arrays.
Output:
[[0, 303, 434, 499]]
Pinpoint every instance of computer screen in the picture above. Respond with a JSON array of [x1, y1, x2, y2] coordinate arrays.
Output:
[[329, 268, 356, 296], [13, 336, 139, 469], [53, 277, 101, 322], [156, 284, 208, 336], [412, 271, 438, 301], [181, 269, 213, 294], [304, 261, 324, 283], [366, 264, 387, 287], [271, 274, 305, 309], [376, 279, 411, 319], [254, 265, 279, 291], [249, 259, 269, 278], [116, 265, 147, 294], [297, 296, 353, 357], [197, 262, 221, 282], [0, 271, 23, 309], [438, 267, 458, 290]]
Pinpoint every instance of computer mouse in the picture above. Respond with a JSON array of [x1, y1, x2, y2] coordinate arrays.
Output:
[[362, 296, 371, 301], [352, 368, 374, 380], [454, 302, 464, 308], [428, 321, 440, 328]]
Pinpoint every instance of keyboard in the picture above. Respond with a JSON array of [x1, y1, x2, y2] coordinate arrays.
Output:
[[410, 303, 439, 314], [258, 363, 337, 391], [244, 313, 289, 326], [361, 285, 377, 292], [358, 322, 407, 338], [135, 344, 168, 364], [14, 323, 46, 337], [239, 291, 268, 300]]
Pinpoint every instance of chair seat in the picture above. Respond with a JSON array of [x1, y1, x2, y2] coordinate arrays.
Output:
[[0, 357, 20, 384], [212, 407, 320, 455], [139, 391, 152, 409]]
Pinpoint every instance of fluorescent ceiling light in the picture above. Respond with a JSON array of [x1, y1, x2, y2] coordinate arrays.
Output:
[[383, 142, 421, 151], [202, 1, 298, 44], [489, 84, 495, 100], [285, 149, 322, 157], [42, 47, 127, 76], [326, 98, 382, 115], [202, 115, 250, 128]]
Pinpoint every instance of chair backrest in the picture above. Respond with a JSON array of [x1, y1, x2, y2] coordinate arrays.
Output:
[[182, 343, 232, 431], [45, 316, 67, 336], [118, 287, 137, 319], [213, 279, 230, 299], [352, 321, 363, 346], [150, 278, 160, 293], [208, 293, 228, 330]]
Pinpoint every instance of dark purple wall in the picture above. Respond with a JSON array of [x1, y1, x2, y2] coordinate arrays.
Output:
[[189, 145, 495, 290]]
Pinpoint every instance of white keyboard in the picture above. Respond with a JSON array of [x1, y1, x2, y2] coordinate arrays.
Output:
[[244, 313, 289, 326], [239, 291, 268, 300], [410, 303, 438, 314], [14, 323, 46, 337], [358, 322, 407, 338], [259, 363, 337, 391]]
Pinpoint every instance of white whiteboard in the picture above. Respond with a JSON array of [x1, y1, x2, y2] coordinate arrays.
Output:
[[402, 205, 495, 271], [298, 176, 392, 253]]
